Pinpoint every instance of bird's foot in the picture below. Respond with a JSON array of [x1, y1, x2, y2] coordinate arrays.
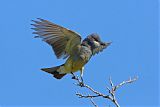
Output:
[[79, 82, 84, 87], [71, 72, 77, 80], [79, 76, 84, 87]]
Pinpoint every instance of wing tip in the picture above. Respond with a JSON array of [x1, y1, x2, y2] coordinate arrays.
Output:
[[37, 18, 45, 21], [31, 18, 44, 24], [34, 36, 40, 38]]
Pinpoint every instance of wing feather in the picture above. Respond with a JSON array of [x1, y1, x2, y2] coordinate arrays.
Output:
[[31, 18, 81, 59]]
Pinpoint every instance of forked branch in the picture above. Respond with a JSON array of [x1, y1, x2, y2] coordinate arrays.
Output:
[[72, 74, 138, 107]]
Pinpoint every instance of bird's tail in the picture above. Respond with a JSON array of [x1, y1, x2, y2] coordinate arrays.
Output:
[[41, 64, 66, 79]]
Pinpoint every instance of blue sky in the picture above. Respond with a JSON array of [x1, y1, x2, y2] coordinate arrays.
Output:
[[0, 0, 159, 107]]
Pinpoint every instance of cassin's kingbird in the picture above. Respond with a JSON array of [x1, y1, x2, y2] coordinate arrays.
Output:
[[31, 18, 111, 79]]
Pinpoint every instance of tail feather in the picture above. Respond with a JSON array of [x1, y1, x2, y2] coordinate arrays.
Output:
[[41, 64, 66, 79]]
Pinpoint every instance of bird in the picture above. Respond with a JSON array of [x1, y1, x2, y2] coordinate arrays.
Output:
[[31, 18, 111, 80]]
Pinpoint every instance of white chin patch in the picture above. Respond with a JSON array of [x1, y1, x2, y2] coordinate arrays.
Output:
[[93, 41, 100, 47]]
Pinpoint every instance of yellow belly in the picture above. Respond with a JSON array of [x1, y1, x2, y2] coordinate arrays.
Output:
[[64, 56, 85, 73]]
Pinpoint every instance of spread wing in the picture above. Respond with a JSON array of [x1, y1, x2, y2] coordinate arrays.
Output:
[[31, 18, 81, 59]]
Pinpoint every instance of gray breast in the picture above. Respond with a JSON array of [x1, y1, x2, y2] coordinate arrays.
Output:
[[79, 46, 92, 62]]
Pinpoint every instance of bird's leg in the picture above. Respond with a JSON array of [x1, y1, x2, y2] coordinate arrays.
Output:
[[79, 67, 84, 86]]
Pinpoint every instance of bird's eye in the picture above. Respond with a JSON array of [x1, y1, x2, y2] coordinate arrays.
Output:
[[91, 35, 100, 42], [94, 38, 99, 41], [93, 37, 100, 42]]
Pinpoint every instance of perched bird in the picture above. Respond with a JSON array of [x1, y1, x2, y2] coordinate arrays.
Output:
[[31, 18, 111, 79]]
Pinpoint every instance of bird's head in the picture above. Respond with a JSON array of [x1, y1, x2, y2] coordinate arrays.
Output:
[[82, 33, 111, 55]]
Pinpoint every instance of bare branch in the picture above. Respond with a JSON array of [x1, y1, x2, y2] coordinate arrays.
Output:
[[72, 73, 138, 107]]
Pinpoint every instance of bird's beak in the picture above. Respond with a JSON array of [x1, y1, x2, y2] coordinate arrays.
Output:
[[106, 41, 112, 46], [101, 41, 112, 47]]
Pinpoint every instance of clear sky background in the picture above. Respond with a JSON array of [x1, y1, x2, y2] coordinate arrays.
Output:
[[0, 0, 159, 107]]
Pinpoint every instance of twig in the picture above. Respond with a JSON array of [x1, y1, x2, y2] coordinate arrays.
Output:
[[76, 93, 101, 98], [109, 76, 114, 87], [113, 76, 138, 91], [90, 97, 98, 107]]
